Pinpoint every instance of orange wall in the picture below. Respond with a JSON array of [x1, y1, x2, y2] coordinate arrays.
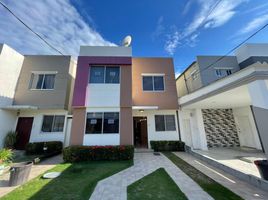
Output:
[[132, 58, 178, 109]]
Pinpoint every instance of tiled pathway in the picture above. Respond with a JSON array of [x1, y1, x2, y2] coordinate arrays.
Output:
[[0, 155, 63, 198], [90, 153, 213, 200], [174, 152, 268, 200]]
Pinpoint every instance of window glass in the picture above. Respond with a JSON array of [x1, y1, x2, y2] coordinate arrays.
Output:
[[143, 76, 153, 91], [43, 74, 55, 89], [41, 116, 54, 132], [52, 116, 65, 132], [215, 69, 222, 77], [90, 66, 105, 83], [154, 76, 164, 91], [165, 115, 176, 131], [155, 115, 165, 131], [226, 69, 232, 75], [103, 112, 119, 133], [105, 67, 120, 83], [86, 112, 103, 134]]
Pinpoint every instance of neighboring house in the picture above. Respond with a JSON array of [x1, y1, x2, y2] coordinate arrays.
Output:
[[176, 43, 268, 158], [69, 46, 179, 148], [0, 44, 76, 149]]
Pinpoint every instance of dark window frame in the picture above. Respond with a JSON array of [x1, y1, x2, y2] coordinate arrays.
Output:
[[89, 66, 120, 84], [41, 115, 65, 133], [85, 112, 120, 134], [142, 75, 165, 91], [155, 115, 176, 132]]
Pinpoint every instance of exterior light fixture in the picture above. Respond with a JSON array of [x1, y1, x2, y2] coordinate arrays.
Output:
[[139, 109, 144, 113]]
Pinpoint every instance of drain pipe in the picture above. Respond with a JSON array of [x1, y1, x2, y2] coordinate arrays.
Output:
[[176, 110, 181, 141]]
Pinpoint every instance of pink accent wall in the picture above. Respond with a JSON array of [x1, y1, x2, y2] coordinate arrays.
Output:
[[72, 56, 132, 107]]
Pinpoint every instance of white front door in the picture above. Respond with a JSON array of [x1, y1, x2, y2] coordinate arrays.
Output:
[[182, 119, 193, 147], [236, 116, 256, 148]]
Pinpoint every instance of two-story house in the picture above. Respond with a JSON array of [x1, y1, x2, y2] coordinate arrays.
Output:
[[0, 44, 76, 149], [176, 43, 268, 158], [69, 46, 179, 148]]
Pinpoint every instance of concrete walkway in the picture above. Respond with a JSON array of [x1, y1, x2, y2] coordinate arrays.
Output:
[[0, 155, 63, 198], [90, 153, 213, 200], [174, 152, 268, 200]]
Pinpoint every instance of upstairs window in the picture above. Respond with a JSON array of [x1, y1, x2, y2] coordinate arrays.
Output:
[[155, 115, 176, 131], [30, 73, 56, 90], [41, 115, 65, 132], [89, 66, 120, 84], [142, 75, 164, 91], [226, 69, 232, 76], [215, 69, 223, 77]]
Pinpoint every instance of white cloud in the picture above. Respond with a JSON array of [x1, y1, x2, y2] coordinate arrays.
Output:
[[239, 14, 268, 35], [0, 0, 115, 55], [164, 30, 181, 55], [152, 16, 165, 40], [164, 0, 246, 54]]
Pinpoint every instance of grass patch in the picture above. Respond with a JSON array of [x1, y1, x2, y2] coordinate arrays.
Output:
[[2, 160, 133, 200], [127, 168, 188, 200], [163, 152, 243, 200]]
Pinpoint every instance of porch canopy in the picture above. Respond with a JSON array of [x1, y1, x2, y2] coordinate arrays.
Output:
[[178, 62, 268, 158]]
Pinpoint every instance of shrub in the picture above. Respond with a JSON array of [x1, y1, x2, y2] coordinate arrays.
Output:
[[63, 145, 134, 163], [4, 131, 17, 149], [150, 141, 185, 152], [25, 141, 63, 155], [0, 149, 13, 164]]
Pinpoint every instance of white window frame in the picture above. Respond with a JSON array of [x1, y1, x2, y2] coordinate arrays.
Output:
[[190, 70, 198, 80], [215, 69, 223, 77], [41, 115, 65, 133], [30, 71, 57, 90], [142, 74, 165, 92]]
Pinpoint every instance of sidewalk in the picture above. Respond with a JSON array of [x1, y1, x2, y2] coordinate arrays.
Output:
[[90, 152, 213, 200], [174, 152, 268, 200], [0, 155, 63, 198]]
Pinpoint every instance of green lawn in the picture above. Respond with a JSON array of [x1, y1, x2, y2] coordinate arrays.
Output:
[[2, 160, 133, 200], [127, 168, 188, 200], [163, 152, 243, 200]]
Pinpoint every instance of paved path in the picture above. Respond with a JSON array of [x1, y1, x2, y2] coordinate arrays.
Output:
[[0, 155, 63, 198], [174, 152, 268, 200], [90, 153, 213, 200]]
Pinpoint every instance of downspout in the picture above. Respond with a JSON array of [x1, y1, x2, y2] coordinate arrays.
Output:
[[176, 110, 181, 141]]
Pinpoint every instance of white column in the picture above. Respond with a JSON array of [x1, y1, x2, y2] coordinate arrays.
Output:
[[248, 80, 268, 158]]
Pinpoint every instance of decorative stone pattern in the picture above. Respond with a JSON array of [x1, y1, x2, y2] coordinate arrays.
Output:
[[202, 109, 240, 148]]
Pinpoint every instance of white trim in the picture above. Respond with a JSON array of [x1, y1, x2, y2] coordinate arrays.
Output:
[[141, 73, 165, 76], [1, 105, 38, 110], [214, 67, 234, 70], [31, 71, 58, 74], [132, 106, 158, 110]]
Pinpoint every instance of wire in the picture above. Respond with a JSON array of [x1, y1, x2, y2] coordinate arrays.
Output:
[[0, 0, 64, 55], [184, 22, 268, 81]]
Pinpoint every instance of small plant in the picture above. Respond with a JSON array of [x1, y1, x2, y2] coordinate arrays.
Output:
[[0, 148, 13, 164], [4, 131, 17, 149]]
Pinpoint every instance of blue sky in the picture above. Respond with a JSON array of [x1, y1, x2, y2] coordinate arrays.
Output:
[[1, 0, 268, 77]]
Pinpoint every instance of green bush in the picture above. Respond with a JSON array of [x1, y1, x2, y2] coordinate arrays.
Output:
[[4, 131, 17, 149], [63, 145, 134, 163], [150, 141, 185, 152], [0, 148, 13, 164], [25, 141, 63, 155]]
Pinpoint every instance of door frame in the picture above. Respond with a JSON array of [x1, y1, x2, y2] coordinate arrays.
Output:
[[133, 116, 148, 148], [15, 117, 34, 150]]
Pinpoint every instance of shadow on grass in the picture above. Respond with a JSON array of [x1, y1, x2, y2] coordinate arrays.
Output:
[[2, 160, 133, 200]]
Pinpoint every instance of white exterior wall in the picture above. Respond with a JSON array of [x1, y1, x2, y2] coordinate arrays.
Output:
[[86, 84, 120, 107], [235, 43, 268, 63], [18, 109, 68, 143], [83, 107, 120, 146], [179, 109, 208, 150], [233, 106, 262, 150], [0, 109, 17, 148], [0, 44, 24, 106], [133, 109, 179, 148]]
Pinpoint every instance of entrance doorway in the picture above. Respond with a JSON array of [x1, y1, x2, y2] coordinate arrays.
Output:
[[133, 117, 148, 148], [15, 117, 34, 150]]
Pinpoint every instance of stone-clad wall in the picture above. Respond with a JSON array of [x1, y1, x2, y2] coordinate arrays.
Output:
[[202, 109, 240, 148]]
